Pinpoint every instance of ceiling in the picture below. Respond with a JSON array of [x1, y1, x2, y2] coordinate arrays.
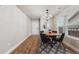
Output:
[[17, 5, 79, 20]]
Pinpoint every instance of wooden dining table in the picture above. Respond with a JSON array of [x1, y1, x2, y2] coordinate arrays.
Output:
[[45, 32, 60, 42], [46, 32, 60, 37]]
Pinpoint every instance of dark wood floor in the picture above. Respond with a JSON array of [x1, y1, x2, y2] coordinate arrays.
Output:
[[11, 35, 40, 54]]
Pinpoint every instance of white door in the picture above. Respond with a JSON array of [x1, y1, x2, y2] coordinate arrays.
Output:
[[32, 19, 39, 35]]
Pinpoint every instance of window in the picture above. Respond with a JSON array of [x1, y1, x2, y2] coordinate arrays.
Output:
[[68, 11, 79, 38], [68, 25, 79, 38]]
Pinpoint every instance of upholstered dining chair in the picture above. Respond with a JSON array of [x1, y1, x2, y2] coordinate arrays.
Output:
[[40, 33, 52, 53], [48, 33, 65, 53], [54, 33, 66, 54]]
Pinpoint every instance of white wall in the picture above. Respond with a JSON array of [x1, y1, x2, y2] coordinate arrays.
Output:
[[69, 13, 79, 25], [0, 6, 32, 53], [32, 19, 39, 35]]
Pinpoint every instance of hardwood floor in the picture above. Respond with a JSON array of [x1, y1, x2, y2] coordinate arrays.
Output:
[[11, 35, 40, 54]]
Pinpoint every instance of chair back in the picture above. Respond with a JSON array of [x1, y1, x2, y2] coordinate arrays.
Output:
[[40, 34, 49, 44], [40, 31, 44, 34], [59, 33, 65, 42]]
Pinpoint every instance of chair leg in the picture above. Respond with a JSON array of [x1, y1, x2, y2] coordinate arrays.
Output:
[[63, 47, 66, 54], [54, 43, 61, 54], [62, 44, 66, 54], [60, 43, 66, 54], [50, 40, 57, 48]]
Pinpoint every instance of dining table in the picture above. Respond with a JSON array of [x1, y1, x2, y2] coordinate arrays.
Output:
[[46, 32, 60, 37], [45, 32, 60, 41]]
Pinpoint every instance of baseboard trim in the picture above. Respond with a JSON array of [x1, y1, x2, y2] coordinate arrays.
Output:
[[5, 33, 32, 54]]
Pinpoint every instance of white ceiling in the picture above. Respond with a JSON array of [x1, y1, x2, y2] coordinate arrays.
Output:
[[17, 5, 69, 19], [58, 6, 79, 20], [17, 5, 79, 20]]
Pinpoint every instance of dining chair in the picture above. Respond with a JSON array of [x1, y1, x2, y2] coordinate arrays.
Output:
[[40, 31, 44, 34], [40, 33, 52, 53], [40, 34, 49, 44], [54, 33, 66, 53], [49, 29, 51, 31]]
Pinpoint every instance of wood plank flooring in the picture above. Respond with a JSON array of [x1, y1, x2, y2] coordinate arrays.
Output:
[[11, 35, 40, 54]]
